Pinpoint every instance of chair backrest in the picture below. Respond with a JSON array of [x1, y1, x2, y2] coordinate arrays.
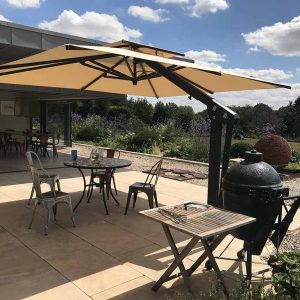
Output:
[[26, 151, 43, 169], [144, 159, 163, 187], [38, 134, 50, 145], [106, 148, 120, 158], [54, 133, 60, 146], [29, 165, 44, 199]]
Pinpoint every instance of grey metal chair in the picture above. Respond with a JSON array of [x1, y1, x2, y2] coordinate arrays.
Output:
[[125, 159, 163, 215], [87, 148, 120, 202], [26, 151, 61, 205], [28, 165, 75, 235]]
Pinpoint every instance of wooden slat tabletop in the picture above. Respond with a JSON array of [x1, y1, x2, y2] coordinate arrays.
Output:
[[140, 204, 255, 239]]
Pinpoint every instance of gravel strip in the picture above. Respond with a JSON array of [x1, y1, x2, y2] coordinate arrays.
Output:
[[59, 143, 209, 187]]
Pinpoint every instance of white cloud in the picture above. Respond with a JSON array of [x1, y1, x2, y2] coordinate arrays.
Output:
[[38, 10, 142, 42], [296, 68, 300, 73], [184, 49, 293, 82], [134, 84, 300, 113], [128, 6, 169, 23], [0, 14, 10, 22], [155, 0, 189, 4], [247, 46, 261, 53], [242, 16, 300, 56], [185, 49, 226, 68], [226, 68, 293, 82], [7, 0, 42, 8], [190, 0, 229, 17], [215, 83, 300, 110]]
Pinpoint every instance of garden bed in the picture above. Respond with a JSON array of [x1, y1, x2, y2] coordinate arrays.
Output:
[[59, 143, 210, 187]]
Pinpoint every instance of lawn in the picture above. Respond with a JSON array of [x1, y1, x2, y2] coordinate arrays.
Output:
[[233, 138, 300, 152]]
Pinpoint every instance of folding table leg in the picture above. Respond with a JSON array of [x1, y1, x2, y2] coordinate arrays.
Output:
[[201, 238, 229, 299], [162, 225, 193, 295], [187, 233, 226, 276], [152, 224, 199, 292]]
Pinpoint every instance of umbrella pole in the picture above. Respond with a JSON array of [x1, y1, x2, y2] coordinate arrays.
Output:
[[144, 60, 238, 207]]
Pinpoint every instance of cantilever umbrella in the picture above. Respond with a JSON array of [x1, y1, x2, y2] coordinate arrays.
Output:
[[0, 40, 290, 97], [0, 40, 291, 206]]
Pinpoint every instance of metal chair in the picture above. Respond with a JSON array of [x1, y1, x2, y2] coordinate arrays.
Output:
[[28, 165, 75, 235], [36, 134, 51, 157], [125, 159, 163, 215], [87, 148, 120, 201], [44, 133, 60, 158], [26, 151, 61, 205], [3, 131, 21, 153]]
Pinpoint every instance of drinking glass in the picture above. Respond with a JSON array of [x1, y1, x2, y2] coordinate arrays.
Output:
[[90, 148, 100, 161]]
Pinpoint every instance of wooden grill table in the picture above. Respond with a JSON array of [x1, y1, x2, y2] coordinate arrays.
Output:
[[140, 203, 255, 298]]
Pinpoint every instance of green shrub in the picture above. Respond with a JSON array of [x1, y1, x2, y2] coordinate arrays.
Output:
[[190, 136, 210, 162], [151, 143, 163, 156], [230, 142, 254, 158], [291, 149, 300, 162], [75, 127, 99, 141], [73, 114, 111, 142], [126, 128, 160, 152], [108, 106, 131, 119], [269, 250, 300, 299], [161, 138, 191, 159], [164, 275, 276, 299]]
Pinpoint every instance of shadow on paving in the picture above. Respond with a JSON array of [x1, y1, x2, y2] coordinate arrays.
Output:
[[0, 185, 262, 299]]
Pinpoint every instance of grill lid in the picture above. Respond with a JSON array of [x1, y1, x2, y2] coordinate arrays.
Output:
[[224, 150, 282, 191]]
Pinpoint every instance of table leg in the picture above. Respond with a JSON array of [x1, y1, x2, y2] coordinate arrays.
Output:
[[186, 233, 226, 276], [73, 168, 86, 212], [107, 169, 119, 206], [162, 225, 194, 295], [201, 238, 229, 299], [101, 178, 109, 215], [152, 224, 199, 292]]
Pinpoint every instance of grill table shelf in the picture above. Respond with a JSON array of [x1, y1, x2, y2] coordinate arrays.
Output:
[[140, 203, 255, 298]]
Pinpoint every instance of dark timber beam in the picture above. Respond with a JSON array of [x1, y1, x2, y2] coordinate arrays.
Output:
[[64, 103, 72, 147], [145, 59, 238, 207], [40, 101, 47, 133]]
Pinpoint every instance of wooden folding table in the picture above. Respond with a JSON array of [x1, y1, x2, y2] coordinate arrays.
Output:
[[140, 203, 255, 298]]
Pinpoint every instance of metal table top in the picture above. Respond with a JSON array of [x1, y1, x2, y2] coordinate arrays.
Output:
[[140, 203, 255, 239], [64, 157, 132, 170]]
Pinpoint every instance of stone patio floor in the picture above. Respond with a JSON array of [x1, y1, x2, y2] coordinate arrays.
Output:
[[0, 166, 299, 300]]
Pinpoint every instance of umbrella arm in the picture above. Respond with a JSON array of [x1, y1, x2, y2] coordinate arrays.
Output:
[[144, 59, 238, 208]]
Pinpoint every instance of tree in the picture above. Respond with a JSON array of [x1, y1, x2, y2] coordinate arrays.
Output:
[[252, 103, 278, 128], [153, 101, 168, 123], [94, 99, 110, 117], [175, 106, 194, 130], [165, 102, 178, 119], [230, 105, 253, 134], [277, 101, 296, 137], [132, 98, 153, 124]]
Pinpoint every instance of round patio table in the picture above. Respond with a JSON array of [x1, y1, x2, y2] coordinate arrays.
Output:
[[64, 157, 131, 214]]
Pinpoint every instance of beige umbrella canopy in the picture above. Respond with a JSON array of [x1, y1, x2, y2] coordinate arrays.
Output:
[[0, 40, 290, 98], [0, 40, 291, 206]]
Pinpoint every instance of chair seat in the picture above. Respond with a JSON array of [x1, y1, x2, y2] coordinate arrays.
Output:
[[92, 170, 106, 176], [41, 190, 69, 199], [40, 174, 59, 179], [130, 182, 154, 189]]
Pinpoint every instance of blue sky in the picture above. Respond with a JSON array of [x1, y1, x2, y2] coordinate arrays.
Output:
[[0, 0, 299, 111]]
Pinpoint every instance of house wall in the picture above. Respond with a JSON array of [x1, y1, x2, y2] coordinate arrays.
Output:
[[0, 115, 30, 132]]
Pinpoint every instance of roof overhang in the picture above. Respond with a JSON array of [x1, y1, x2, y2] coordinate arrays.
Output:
[[0, 21, 115, 101]]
